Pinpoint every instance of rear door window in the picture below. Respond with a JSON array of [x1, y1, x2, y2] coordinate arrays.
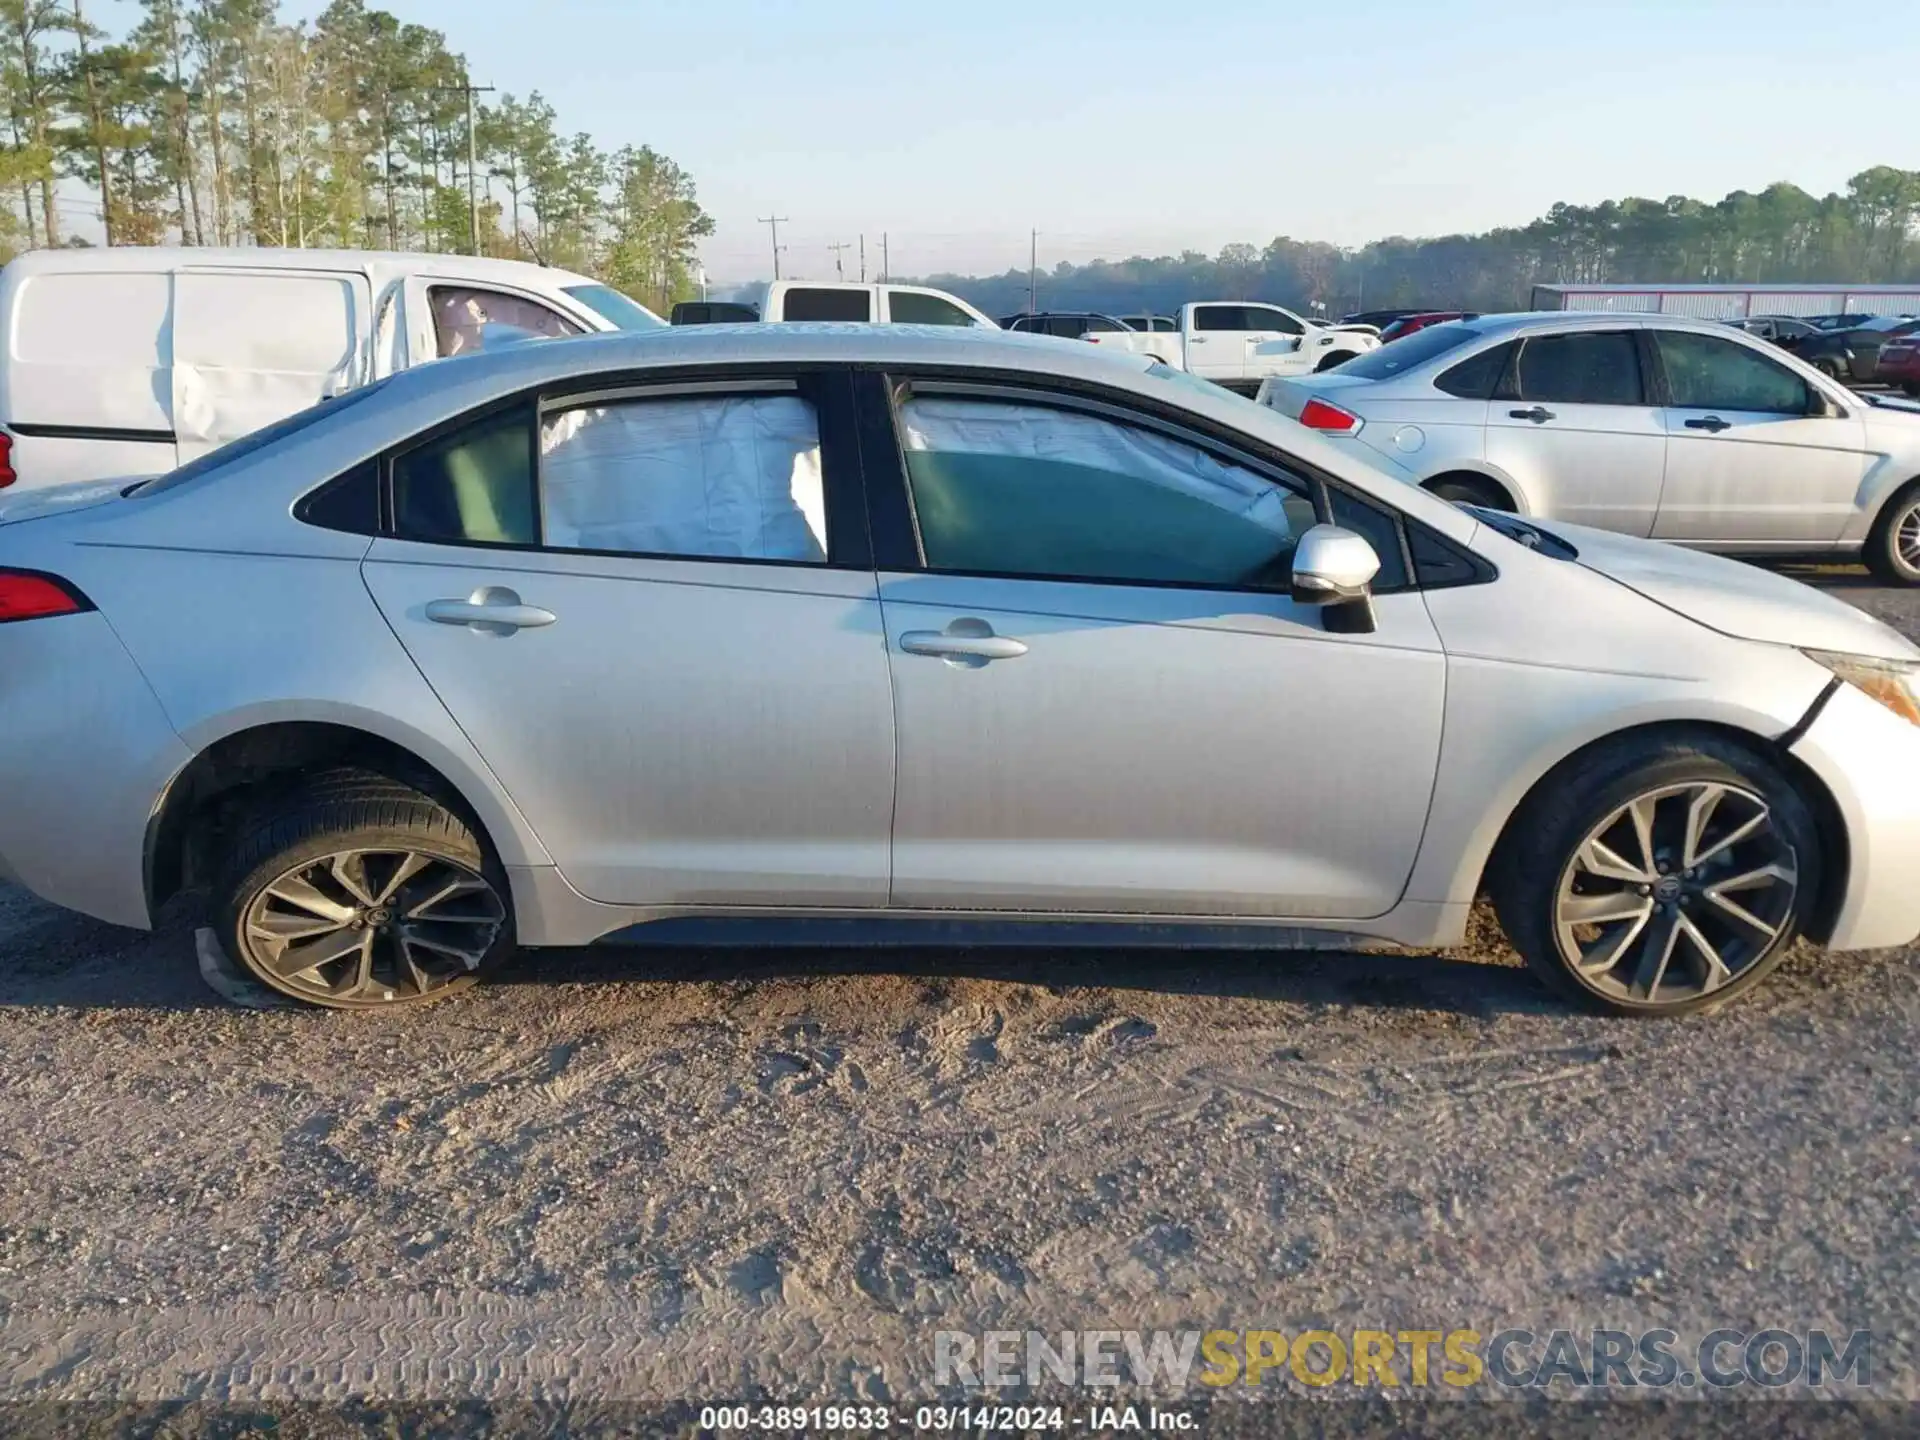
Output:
[[539, 394, 828, 562], [782, 288, 872, 322], [392, 404, 539, 547], [1506, 331, 1644, 405]]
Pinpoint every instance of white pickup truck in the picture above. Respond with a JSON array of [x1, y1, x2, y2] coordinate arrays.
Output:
[[1086, 301, 1378, 394]]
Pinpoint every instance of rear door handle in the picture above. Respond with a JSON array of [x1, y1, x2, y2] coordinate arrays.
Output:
[[425, 585, 556, 636], [1508, 406, 1555, 423], [1684, 415, 1731, 433]]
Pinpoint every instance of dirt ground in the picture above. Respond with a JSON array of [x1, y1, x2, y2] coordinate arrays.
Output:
[[0, 567, 1916, 1428]]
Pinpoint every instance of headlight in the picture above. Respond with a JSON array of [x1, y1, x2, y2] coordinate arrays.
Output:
[[1804, 649, 1920, 726]]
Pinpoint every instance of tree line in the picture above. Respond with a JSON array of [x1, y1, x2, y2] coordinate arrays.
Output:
[[0, 0, 713, 311], [927, 168, 1920, 320]]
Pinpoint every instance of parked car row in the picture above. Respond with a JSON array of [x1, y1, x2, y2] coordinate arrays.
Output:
[[1085, 301, 1380, 395], [1264, 311, 1920, 582], [5, 322, 1920, 1020]]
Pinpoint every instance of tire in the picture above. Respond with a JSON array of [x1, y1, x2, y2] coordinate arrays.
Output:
[[1491, 733, 1820, 1016], [213, 768, 515, 1010], [1902, 381, 1920, 398], [1863, 481, 1920, 585], [1425, 474, 1512, 510], [1313, 350, 1352, 373], [1814, 356, 1846, 381]]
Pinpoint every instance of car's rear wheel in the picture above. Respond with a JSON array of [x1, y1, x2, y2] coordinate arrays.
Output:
[[1814, 356, 1846, 380], [215, 770, 514, 1010], [1425, 474, 1512, 510], [1492, 735, 1818, 1016], [1313, 350, 1352, 372], [1863, 482, 1920, 585]]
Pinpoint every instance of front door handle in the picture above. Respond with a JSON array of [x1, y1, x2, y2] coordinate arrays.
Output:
[[425, 585, 556, 637], [1684, 415, 1731, 433], [1508, 406, 1556, 423], [899, 619, 1029, 666]]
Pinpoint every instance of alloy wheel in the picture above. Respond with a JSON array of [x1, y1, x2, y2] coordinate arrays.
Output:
[[240, 849, 506, 1005], [1553, 782, 1798, 1007], [1895, 500, 1920, 574]]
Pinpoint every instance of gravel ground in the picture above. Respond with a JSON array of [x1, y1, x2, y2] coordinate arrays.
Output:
[[0, 566, 1916, 1427]]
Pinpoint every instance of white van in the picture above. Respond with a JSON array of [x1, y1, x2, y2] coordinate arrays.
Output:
[[0, 247, 663, 493], [715, 280, 997, 328]]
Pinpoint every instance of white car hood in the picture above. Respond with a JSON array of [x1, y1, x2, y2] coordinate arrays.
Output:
[[1533, 518, 1919, 663]]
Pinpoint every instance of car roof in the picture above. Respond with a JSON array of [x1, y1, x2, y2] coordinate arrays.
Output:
[[1452, 310, 1790, 340], [379, 322, 1156, 402], [0, 245, 599, 289]]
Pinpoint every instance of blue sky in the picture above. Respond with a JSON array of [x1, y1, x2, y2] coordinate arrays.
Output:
[[284, 0, 1919, 285]]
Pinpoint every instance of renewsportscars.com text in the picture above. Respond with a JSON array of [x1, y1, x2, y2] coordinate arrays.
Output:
[[935, 1327, 1871, 1391]]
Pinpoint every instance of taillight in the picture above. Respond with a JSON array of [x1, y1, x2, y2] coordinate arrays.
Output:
[[0, 431, 15, 489], [0, 569, 91, 623], [1299, 397, 1364, 435]]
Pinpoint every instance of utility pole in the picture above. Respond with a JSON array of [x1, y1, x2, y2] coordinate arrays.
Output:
[[881, 232, 889, 282], [758, 215, 789, 279], [858, 234, 866, 282], [433, 80, 495, 255], [827, 241, 850, 279], [1028, 229, 1038, 314]]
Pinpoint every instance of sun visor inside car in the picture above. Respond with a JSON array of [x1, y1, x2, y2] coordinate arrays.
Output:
[[540, 395, 827, 561]]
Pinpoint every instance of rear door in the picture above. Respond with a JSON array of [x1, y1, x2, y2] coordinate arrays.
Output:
[[172, 267, 371, 464], [1185, 305, 1251, 381], [1483, 327, 1666, 535], [1649, 328, 1868, 545], [359, 368, 896, 908]]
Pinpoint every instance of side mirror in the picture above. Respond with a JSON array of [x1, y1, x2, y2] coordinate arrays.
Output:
[[1291, 524, 1381, 633]]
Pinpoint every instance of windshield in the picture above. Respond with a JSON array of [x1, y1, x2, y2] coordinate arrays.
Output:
[[1332, 322, 1484, 380], [130, 381, 391, 497], [562, 283, 666, 332]]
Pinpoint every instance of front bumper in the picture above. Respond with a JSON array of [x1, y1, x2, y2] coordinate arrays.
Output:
[[1789, 681, 1920, 951]]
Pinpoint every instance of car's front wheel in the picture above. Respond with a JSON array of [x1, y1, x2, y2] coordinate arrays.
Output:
[[1863, 483, 1920, 585], [1492, 734, 1819, 1016], [215, 770, 514, 1010]]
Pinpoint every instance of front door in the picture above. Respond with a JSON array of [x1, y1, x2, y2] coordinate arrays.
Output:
[[360, 371, 896, 908], [868, 382, 1446, 919], [171, 267, 371, 464], [1483, 327, 1667, 536], [1648, 328, 1869, 546]]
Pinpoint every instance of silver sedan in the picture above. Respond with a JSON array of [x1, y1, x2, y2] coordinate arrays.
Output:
[[1262, 311, 1920, 583], [3, 325, 1920, 1016]]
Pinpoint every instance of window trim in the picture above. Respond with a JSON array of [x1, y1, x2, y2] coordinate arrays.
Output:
[[858, 368, 1455, 598], [375, 364, 873, 571]]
